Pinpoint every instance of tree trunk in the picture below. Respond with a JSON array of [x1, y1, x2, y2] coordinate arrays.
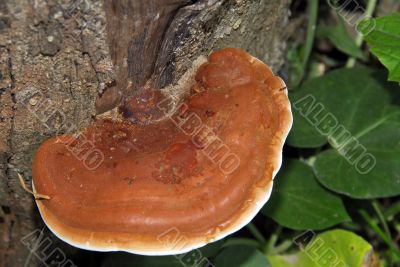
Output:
[[0, 0, 290, 265]]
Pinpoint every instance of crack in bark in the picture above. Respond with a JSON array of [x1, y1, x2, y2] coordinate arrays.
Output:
[[97, 0, 191, 113], [144, 0, 193, 87]]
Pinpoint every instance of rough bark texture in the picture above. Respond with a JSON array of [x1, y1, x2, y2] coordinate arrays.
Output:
[[0, 0, 290, 266]]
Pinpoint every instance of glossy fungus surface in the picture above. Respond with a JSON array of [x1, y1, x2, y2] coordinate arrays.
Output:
[[32, 48, 292, 255]]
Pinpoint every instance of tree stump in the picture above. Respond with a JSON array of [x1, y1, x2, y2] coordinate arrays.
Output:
[[0, 0, 290, 265]]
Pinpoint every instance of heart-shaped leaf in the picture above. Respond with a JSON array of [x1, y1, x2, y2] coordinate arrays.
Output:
[[262, 160, 350, 230], [288, 67, 400, 198]]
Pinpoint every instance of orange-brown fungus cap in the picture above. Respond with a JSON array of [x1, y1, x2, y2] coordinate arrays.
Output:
[[32, 48, 292, 255]]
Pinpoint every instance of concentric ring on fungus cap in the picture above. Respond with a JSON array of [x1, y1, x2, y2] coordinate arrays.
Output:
[[32, 48, 293, 255]]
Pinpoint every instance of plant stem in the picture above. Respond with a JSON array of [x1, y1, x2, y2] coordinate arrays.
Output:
[[271, 240, 292, 255], [263, 225, 282, 254], [359, 210, 400, 260], [247, 223, 266, 245], [300, 0, 318, 82], [345, 0, 377, 67], [372, 200, 392, 241]]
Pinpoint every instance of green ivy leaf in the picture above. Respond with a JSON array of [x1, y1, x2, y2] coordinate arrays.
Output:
[[317, 19, 365, 60], [214, 246, 271, 267], [262, 160, 350, 230], [360, 13, 400, 83], [268, 229, 376, 267], [287, 67, 400, 198]]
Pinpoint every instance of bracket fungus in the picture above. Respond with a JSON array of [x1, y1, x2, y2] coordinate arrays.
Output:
[[32, 48, 293, 255]]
